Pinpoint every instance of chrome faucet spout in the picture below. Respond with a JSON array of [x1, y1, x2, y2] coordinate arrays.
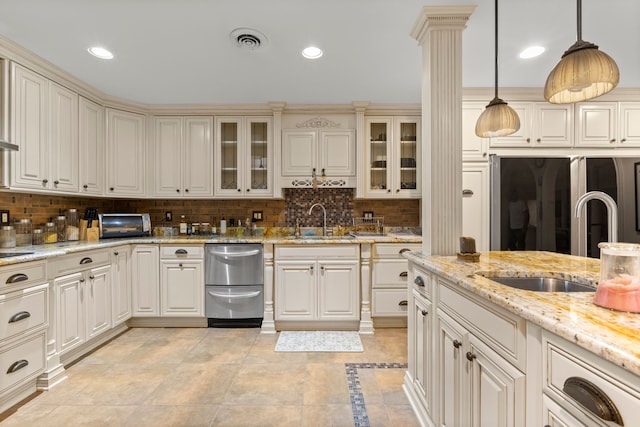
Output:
[[575, 191, 618, 243], [309, 203, 327, 236]]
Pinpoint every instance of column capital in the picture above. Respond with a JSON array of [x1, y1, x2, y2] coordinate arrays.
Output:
[[411, 5, 477, 44]]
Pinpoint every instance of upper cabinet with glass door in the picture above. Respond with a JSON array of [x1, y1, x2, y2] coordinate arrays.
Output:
[[214, 116, 272, 197], [364, 116, 420, 198]]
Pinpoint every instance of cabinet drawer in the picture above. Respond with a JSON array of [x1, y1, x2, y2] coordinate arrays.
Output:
[[373, 243, 421, 259], [275, 244, 359, 260], [0, 284, 48, 343], [373, 260, 409, 288], [372, 289, 409, 316], [48, 249, 110, 278], [0, 331, 46, 395], [160, 245, 204, 259], [0, 261, 46, 291], [543, 332, 640, 426], [438, 278, 526, 370], [408, 262, 432, 299]]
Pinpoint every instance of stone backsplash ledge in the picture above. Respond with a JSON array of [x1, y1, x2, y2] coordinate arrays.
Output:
[[0, 189, 419, 230]]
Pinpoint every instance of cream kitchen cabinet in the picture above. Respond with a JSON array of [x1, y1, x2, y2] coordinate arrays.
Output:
[[281, 128, 356, 185], [275, 245, 359, 323], [489, 102, 573, 148], [462, 162, 489, 252], [371, 243, 421, 319], [160, 245, 204, 317], [110, 246, 131, 326], [11, 63, 79, 192], [462, 102, 489, 161], [215, 116, 272, 197], [151, 116, 213, 198], [575, 102, 618, 147], [0, 260, 48, 414], [619, 102, 640, 147], [131, 245, 160, 317], [78, 96, 105, 195], [364, 116, 420, 198], [106, 108, 146, 196]]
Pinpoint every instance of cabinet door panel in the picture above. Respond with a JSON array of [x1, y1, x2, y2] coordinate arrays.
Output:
[[153, 117, 183, 196], [438, 312, 467, 427], [413, 293, 432, 413], [282, 130, 316, 176], [534, 104, 572, 146], [86, 265, 111, 339], [462, 102, 488, 160], [462, 163, 489, 252], [275, 262, 315, 320], [184, 117, 213, 196], [49, 82, 78, 191], [131, 245, 159, 316], [106, 109, 145, 195], [55, 273, 84, 354], [318, 261, 359, 320], [619, 102, 640, 146], [575, 103, 617, 147], [78, 97, 104, 194], [112, 248, 131, 326], [161, 260, 203, 316], [319, 130, 355, 176]]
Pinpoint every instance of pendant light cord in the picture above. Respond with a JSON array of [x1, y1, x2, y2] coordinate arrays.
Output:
[[493, 0, 499, 99], [576, 0, 582, 41]]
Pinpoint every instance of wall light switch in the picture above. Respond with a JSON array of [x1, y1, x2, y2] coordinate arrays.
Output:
[[165, 211, 172, 222], [0, 210, 9, 224], [252, 211, 263, 222]]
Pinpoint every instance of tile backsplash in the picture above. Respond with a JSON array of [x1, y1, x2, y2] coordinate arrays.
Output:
[[0, 190, 419, 230]]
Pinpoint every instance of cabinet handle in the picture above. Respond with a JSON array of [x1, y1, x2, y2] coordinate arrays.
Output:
[[562, 377, 624, 424], [80, 257, 93, 265], [110, 187, 114, 191], [621, 138, 627, 143], [398, 300, 408, 306], [83, 184, 88, 189], [399, 271, 408, 278], [246, 189, 250, 192], [526, 138, 531, 143], [54, 180, 59, 185], [320, 265, 324, 271], [175, 249, 188, 255], [114, 251, 119, 256], [6, 273, 29, 284], [466, 351, 476, 361], [79, 278, 85, 283], [8, 311, 31, 323], [396, 189, 400, 193], [42, 179, 48, 184], [89, 275, 95, 280], [399, 248, 411, 254], [414, 276, 425, 287], [176, 189, 180, 193], [237, 189, 241, 192], [453, 340, 462, 349], [6, 359, 29, 374], [185, 189, 189, 193], [309, 265, 314, 272], [421, 309, 428, 316], [536, 138, 541, 143], [610, 138, 616, 143], [179, 263, 183, 268], [462, 189, 474, 196], [387, 189, 391, 193]]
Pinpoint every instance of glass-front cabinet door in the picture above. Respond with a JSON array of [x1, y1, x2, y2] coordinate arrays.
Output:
[[397, 119, 419, 196], [365, 118, 392, 197], [214, 116, 272, 197]]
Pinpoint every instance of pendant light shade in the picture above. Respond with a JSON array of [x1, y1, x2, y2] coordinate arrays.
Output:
[[544, 0, 619, 104], [475, 0, 520, 138]]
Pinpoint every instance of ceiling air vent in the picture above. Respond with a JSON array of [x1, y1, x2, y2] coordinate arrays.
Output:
[[230, 28, 268, 50]]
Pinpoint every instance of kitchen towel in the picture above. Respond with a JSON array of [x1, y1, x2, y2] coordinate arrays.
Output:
[[275, 331, 363, 352]]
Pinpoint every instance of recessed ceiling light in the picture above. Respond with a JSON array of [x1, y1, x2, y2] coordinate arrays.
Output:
[[88, 46, 114, 59], [302, 46, 323, 59], [519, 46, 545, 59]]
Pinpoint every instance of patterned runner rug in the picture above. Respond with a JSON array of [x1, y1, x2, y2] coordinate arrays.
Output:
[[275, 331, 364, 352]]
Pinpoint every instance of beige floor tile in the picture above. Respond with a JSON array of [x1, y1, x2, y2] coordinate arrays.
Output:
[[385, 404, 422, 427], [211, 404, 302, 427], [301, 404, 355, 427], [355, 369, 384, 406], [11, 405, 136, 427], [183, 335, 257, 364], [303, 363, 351, 405], [244, 334, 308, 364], [121, 337, 203, 365], [375, 369, 410, 405], [125, 404, 219, 427], [363, 404, 391, 427], [225, 363, 306, 405]]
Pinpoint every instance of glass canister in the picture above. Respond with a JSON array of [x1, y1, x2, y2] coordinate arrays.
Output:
[[55, 216, 66, 242], [0, 225, 16, 248], [595, 242, 640, 313], [44, 222, 57, 243], [200, 222, 211, 236], [32, 228, 44, 245], [15, 219, 32, 246], [64, 209, 79, 241]]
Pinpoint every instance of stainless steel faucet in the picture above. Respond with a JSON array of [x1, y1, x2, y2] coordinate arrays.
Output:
[[575, 191, 618, 243], [309, 203, 327, 236]]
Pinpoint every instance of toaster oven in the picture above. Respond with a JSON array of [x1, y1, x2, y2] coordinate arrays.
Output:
[[98, 213, 151, 238]]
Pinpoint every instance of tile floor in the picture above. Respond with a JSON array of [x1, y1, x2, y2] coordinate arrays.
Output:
[[0, 327, 420, 427]]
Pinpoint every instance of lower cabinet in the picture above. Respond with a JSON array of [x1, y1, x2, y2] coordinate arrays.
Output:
[[411, 288, 433, 414], [371, 243, 421, 318], [275, 245, 359, 322], [111, 246, 131, 326], [131, 245, 160, 316]]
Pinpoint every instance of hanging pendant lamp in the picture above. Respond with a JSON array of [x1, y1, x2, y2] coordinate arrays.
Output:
[[544, 0, 619, 104], [475, 0, 520, 138]]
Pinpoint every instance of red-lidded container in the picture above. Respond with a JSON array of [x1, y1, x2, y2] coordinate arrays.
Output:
[[595, 242, 640, 313]]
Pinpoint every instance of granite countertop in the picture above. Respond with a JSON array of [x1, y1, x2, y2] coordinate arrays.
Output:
[[0, 233, 422, 266], [403, 250, 640, 377]]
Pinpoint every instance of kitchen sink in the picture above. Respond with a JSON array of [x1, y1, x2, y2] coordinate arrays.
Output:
[[487, 276, 595, 292], [0, 251, 34, 258], [288, 235, 356, 240]]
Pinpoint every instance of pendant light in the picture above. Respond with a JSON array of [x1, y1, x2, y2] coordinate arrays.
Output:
[[544, 0, 619, 104], [475, 0, 520, 138]]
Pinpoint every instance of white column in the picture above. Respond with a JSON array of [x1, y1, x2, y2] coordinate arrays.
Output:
[[260, 242, 276, 333], [358, 242, 374, 334], [411, 6, 476, 255]]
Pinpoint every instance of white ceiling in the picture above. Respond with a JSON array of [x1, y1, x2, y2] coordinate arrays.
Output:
[[0, 0, 637, 105]]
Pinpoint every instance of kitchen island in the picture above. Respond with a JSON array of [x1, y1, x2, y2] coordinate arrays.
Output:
[[403, 250, 640, 427]]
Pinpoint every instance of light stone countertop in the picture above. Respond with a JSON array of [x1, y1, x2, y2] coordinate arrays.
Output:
[[403, 250, 640, 377], [0, 234, 422, 267]]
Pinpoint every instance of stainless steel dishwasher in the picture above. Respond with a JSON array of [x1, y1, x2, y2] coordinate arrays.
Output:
[[205, 243, 264, 327]]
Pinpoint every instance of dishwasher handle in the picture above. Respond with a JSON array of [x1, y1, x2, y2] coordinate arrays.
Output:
[[208, 290, 261, 299], [209, 249, 261, 258]]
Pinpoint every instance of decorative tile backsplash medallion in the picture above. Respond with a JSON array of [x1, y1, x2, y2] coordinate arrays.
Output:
[[285, 188, 354, 227]]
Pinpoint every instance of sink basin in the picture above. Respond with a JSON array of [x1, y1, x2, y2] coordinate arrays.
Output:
[[488, 277, 595, 292], [0, 251, 34, 258], [290, 235, 355, 240]]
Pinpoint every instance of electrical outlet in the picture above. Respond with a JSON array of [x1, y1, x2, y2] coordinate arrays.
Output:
[[0, 210, 9, 224], [165, 211, 172, 222], [252, 211, 263, 222]]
